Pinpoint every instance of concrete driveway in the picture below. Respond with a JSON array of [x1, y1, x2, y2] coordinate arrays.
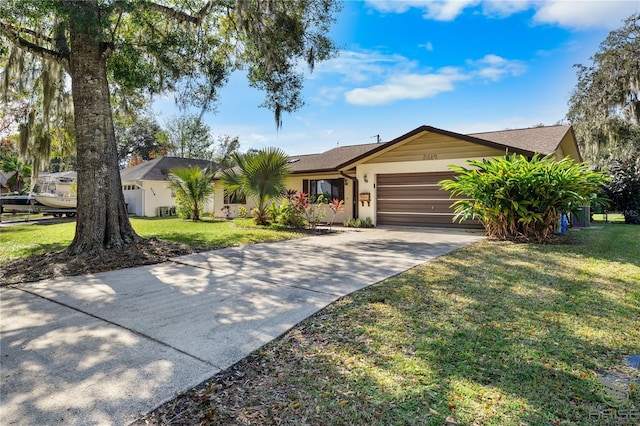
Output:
[[0, 227, 483, 425]]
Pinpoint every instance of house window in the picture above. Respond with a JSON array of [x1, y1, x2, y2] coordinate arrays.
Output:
[[224, 189, 246, 204], [303, 179, 345, 202]]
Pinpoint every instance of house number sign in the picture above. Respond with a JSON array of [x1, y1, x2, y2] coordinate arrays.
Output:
[[423, 154, 438, 160]]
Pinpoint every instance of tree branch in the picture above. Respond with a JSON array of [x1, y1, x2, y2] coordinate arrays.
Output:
[[139, 1, 214, 25], [0, 22, 70, 72]]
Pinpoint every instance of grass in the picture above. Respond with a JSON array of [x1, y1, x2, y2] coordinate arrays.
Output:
[[0, 216, 303, 265], [592, 213, 625, 223], [144, 224, 640, 425]]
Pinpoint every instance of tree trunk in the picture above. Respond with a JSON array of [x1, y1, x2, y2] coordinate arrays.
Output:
[[66, 7, 140, 255]]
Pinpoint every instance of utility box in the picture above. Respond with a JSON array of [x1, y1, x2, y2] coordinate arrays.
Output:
[[571, 206, 591, 227]]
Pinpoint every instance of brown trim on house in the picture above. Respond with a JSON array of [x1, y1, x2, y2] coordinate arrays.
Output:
[[336, 125, 539, 171], [340, 171, 358, 219]]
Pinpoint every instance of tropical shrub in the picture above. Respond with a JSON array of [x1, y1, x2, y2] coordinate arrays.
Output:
[[237, 205, 248, 218], [604, 155, 640, 224], [344, 217, 374, 228], [327, 198, 344, 229], [219, 147, 290, 225], [440, 154, 608, 243], [168, 166, 216, 221], [268, 190, 328, 229]]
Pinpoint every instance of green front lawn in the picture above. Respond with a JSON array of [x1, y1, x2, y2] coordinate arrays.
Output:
[[141, 224, 640, 425], [0, 217, 303, 265]]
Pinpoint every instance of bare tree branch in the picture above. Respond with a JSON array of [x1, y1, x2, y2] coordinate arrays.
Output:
[[0, 22, 70, 72]]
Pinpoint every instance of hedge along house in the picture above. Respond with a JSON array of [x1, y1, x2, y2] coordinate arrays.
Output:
[[214, 124, 582, 228], [120, 156, 221, 217]]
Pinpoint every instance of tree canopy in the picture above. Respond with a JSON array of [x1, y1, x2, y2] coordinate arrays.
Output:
[[165, 114, 213, 160], [116, 115, 169, 167], [0, 0, 339, 256], [567, 13, 640, 168]]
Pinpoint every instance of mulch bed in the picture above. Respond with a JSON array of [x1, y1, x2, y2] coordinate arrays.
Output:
[[0, 238, 198, 286]]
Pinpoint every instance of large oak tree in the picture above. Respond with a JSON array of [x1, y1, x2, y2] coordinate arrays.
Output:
[[0, 0, 338, 257], [567, 13, 640, 168]]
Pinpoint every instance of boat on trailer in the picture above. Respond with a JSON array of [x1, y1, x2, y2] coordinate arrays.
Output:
[[0, 194, 43, 214], [34, 193, 77, 209]]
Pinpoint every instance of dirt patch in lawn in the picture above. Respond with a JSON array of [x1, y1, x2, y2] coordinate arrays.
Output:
[[0, 238, 198, 285]]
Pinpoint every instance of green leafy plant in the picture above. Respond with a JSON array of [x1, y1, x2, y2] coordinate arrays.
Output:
[[167, 166, 215, 221], [237, 205, 248, 218], [297, 192, 326, 229], [219, 148, 290, 225], [343, 217, 374, 228], [440, 154, 608, 243]]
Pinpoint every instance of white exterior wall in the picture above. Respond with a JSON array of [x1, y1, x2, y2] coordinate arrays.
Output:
[[123, 180, 214, 217], [356, 157, 493, 226], [212, 181, 255, 219], [213, 175, 353, 224]]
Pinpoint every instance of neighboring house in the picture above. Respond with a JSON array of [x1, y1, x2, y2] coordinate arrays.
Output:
[[120, 157, 220, 217], [214, 124, 583, 228]]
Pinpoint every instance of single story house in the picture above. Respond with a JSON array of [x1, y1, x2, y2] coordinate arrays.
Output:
[[214, 124, 582, 229], [120, 156, 221, 217]]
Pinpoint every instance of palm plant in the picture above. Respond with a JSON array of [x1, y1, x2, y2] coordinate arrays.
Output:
[[167, 166, 215, 221], [2, 156, 32, 193], [219, 147, 290, 225]]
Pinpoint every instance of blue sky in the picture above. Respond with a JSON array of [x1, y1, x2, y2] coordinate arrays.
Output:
[[153, 0, 640, 156]]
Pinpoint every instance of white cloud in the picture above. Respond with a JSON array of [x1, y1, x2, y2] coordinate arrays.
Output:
[[365, 0, 479, 21], [532, 1, 639, 30], [345, 67, 467, 106], [313, 50, 416, 83], [419, 42, 434, 51], [340, 52, 526, 106], [482, 0, 534, 18], [365, 0, 638, 29], [467, 54, 527, 81]]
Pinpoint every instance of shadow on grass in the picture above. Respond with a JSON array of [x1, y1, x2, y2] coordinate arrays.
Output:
[[146, 224, 639, 425]]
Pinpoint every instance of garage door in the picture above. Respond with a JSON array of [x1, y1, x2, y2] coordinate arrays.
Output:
[[376, 172, 481, 228]]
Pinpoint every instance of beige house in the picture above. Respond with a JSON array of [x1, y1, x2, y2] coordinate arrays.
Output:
[[120, 157, 220, 217], [215, 124, 582, 228]]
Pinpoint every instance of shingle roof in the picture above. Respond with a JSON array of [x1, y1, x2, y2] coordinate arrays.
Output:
[[467, 125, 572, 156], [287, 143, 381, 173], [216, 125, 577, 176], [120, 157, 221, 182]]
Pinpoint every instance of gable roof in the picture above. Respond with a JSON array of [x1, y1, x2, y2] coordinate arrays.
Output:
[[215, 124, 580, 176], [467, 125, 573, 156], [120, 157, 221, 182]]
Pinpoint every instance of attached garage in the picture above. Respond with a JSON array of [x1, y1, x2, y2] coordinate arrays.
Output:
[[376, 172, 481, 228]]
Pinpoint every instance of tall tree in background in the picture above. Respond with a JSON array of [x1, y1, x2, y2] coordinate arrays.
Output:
[[567, 13, 640, 168], [165, 114, 213, 160], [1, 41, 75, 175], [116, 115, 169, 167], [213, 135, 241, 167], [0, 0, 338, 258]]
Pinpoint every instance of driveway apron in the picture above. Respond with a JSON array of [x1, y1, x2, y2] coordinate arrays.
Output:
[[1, 227, 483, 425]]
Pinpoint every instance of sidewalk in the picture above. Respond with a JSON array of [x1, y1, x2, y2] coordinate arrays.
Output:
[[0, 227, 484, 425]]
